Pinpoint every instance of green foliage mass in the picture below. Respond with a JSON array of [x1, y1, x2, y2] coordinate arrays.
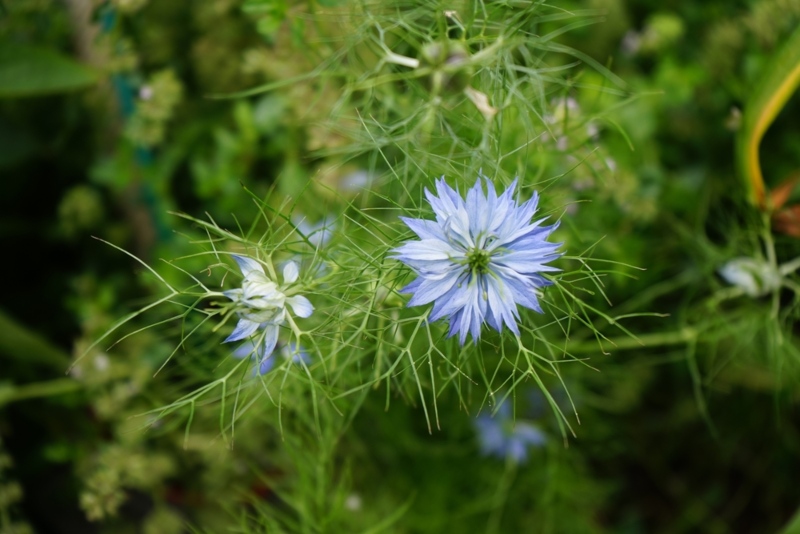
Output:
[[2, 1, 800, 533]]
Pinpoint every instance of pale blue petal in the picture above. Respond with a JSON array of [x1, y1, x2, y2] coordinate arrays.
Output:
[[503, 221, 559, 250], [262, 324, 280, 357], [475, 415, 505, 454], [468, 306, 482, 342], [430, 274, 472, 322], [426, 180, 457, 221], [233, 339, 262, 360], [282, 342, 312, 364], [442, 207, 474, 249], [527, 273, 554, 288], [287, 295, 314, 318], [392, 239, 456, 261], [495, 179, 518, 214], [506, 439, 528, 462], [283, 261, 299, 284], [294, 216, 335, 247], [436, 178, 464, 214], [473, 400, 544, 463], [400, 217, 446, 240], [457, 293, 475, 344], [224, 318, 260, 343], [400, 277, 423, 295], [223, 288, 243, 301], [465, 180, 485, 236], [257, 356, 276, 375], [232, 255, 264, 276], [447, 308, 466, 342], [515, 423, 546, 447], [407, 269, 462, 307], [496, 271, 544, 313], [496, 400, 512, 418], [485, 275, 520, 335], [493, 249, 562, 274]]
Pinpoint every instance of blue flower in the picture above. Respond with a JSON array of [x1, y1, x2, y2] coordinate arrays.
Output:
[[224, 255, 314, 357], [233, 340, 311, 376], [232, 338, 271, 375], [474, 400, 546, 463], [293, 215, 335, 248], [391, 177, 561, 344]]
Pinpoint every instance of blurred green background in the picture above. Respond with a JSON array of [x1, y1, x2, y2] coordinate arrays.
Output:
[[2, 0, 800, 533]]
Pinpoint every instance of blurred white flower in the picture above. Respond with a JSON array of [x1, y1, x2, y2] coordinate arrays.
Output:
[[345, 494, 362, 511], [718, 257, 781, 297]]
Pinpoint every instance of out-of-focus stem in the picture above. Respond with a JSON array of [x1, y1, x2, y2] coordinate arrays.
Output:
[[0, 308, 71, 370], [2, 378, 82, 406]]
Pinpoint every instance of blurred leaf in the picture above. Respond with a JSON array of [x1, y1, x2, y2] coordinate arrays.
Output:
[[253, 94, 286, 135], [41, 441, 77, 463], [0, 308, 71, 369], [778, 505, 800, 534], [0, 382, 15, 408], [737, 25, 800, 207], [256, 15, 284, 38], [0, 43, 99, 98], [242, 0, 287, 40]]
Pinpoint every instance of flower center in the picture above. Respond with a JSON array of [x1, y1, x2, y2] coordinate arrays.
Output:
[[466, 247, 492, 275]]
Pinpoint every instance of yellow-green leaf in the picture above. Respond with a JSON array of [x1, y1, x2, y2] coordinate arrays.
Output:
[[737, 26, 800, 207]]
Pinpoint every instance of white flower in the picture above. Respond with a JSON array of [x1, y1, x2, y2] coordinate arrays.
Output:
[[718, 257, 781, 297], [223, 255, 313, 356]]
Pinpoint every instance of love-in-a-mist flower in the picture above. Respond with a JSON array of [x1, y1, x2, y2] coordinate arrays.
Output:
[[224, 255, 314, 357], [474, 400, 546, 463], [391, 177, 561, 344]]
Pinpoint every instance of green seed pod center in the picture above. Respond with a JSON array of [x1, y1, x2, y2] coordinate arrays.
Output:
[[467, 247, 492, 274]]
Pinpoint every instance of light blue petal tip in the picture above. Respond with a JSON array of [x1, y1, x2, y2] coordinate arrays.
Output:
[[224, 319, 260, 343], [287, 295, 314, 318], [232, 254, 264, 276]]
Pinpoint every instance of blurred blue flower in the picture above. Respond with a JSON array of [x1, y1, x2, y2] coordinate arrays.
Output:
[[294, 215, 335, 248], [340, 170, 374, 192], [224, 255, 313, 357], [232, 338, 270, 375], [391, 177, 561, 344], [280, 342, 311, 365], [474, 400, 546, 463], [233, 340, 311, 376]]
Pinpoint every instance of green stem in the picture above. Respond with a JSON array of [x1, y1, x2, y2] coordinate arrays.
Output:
[[567, 328, 697, 354], [1, 378, 83, 406]]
